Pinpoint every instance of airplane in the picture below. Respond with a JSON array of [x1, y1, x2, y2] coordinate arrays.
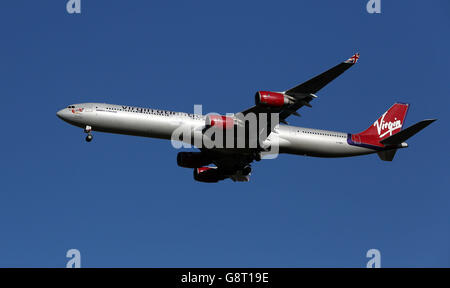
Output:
[[57, 53, 436, 183]]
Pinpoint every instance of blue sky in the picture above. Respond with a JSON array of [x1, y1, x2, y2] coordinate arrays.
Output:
[[0, 0, 448, 267]]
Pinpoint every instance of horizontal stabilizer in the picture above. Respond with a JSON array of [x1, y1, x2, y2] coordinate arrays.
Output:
[[380, 119, 436, 145]]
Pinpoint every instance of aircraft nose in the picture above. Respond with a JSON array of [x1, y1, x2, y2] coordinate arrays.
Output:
[[57, 109, 68, 120]]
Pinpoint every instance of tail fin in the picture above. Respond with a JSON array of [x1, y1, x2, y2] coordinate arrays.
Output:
[[351, 103, 409, 147]]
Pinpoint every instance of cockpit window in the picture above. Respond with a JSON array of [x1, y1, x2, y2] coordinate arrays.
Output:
[[67, 105, 75, 108]]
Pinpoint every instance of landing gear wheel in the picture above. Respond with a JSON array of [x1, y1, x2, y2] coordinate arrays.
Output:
[[85, 134, 93, 142], [242, 166, 252, 176], [253, 152, 261, 162]]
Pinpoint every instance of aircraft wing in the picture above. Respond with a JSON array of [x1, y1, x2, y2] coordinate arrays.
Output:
[[240, 53, 359, 123], [192, 54, 361, 182]]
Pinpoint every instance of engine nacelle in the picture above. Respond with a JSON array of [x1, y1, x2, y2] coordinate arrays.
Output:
[[193, 167, 224, 183], [205, 115, 234, 129], [255, 91, 294, 107], [177, 152, 212, 168]]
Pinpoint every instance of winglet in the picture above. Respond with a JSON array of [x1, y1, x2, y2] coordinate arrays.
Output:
[[344, 53, 360, 64]]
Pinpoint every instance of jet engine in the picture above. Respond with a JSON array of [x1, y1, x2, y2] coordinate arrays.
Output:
[[193, 167, 224, 183], [177, 152, 212, 168], [205, 115, 234, 129], [255, 91, 295, 107]]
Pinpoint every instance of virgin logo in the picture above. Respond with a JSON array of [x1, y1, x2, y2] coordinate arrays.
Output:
[[71, 108, 84, 114], [374, 112, 402, 138]]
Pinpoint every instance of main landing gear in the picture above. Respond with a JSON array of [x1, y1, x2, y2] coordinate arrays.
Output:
[[84, 125, 93, 142]]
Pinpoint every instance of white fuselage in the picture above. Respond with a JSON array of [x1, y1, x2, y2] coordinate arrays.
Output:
[[57, 103, 376, 158]]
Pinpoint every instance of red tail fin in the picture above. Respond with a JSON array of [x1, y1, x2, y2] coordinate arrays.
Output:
[[352, 103, 409, 147]]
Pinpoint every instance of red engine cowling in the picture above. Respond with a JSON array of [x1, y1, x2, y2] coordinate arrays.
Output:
[[193, 167, 224, 183], [205, 115, 234, 129], [177, 152, 212, 168], [255, 91, 294, 107]]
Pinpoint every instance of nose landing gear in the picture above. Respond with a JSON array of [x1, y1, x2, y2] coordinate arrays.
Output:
[[84, 126, 93, 142], [242, 165, 252, 176]]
